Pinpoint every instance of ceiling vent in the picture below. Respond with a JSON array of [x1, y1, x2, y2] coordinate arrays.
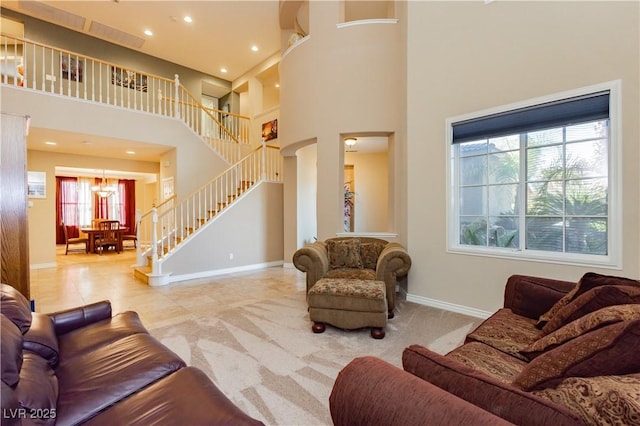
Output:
[[88, 20, 145, 49], [19, 0, 85, 31]]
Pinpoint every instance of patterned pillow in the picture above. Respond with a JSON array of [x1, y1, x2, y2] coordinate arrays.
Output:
[[532, 375, 640, 425], [542, 285, 640, 335], [521, 304, 640, 360], [535, 273, 640, 329], [359, 241, 387, 270], [326, 239, 363, 269], [514, 319, 640, 391]]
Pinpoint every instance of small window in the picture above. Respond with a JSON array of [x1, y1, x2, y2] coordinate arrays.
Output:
[[447, 82, 620, 267]]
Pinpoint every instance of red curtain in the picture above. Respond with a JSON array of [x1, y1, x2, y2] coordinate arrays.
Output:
[[119, 179, 136, 231], [55, 176, 79, 244]]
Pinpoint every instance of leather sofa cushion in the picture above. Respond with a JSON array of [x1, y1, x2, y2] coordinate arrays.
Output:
[[1, 315, 23, 387], [14, 352, 58, 426], [402, 344, 582, 425], [515, 319, 640, 391], [55, 333, 186, 426], [83, 367, 264, 426], [49, 301, 112, 336], [23, 313, 59, 367], [1, 283, 32, 333], [57, 311, 148, 360]]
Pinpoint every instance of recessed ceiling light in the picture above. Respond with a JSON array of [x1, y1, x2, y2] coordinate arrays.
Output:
[[45, 141, 56, 146], [144, 29, 153, 36], [126, 151, 136, 155], [183, 16, 193, 23], [220, 68, 227, 73], [251, 45, 258, 52], [275, 83, 280, 88]]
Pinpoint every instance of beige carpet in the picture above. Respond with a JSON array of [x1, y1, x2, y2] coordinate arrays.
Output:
[[149, 291, 482, 426]]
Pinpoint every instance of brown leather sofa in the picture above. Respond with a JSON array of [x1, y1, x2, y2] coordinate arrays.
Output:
[[330, 274, 640, 425], [1, 283, 263, 426]]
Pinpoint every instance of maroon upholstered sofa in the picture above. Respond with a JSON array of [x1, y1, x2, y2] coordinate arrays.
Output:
[[331, 273, 640, 425], [1, 283, 262, 426]]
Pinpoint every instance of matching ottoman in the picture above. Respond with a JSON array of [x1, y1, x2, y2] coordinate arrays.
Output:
[[307, 278, 388, 339]]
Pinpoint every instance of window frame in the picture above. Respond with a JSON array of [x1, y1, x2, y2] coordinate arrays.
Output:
[[446, 80, 622, 269]]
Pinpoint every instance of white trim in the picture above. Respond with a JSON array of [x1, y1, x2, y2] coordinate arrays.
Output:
[[282, 35, 310, 61], [335, 232, 398, 239], [30, 262, 57, 270], [404, 291, 492, 320], [336, 19, 398, 29], [163, 261, 284, 285], [283, 262, 295, 269], [445, 80, 622, 269]]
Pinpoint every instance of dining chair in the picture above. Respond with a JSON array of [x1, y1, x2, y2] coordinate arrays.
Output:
[[96, 220, 120, 254], [62, 222, 88, 255], [122, 222, 137, 249]]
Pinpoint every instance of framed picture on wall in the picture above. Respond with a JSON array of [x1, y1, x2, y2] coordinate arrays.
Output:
[[262, 119, 278, 142], [27, 171, 46, 198], [61, 55, 83, 82], [110, 66, 148, 92]]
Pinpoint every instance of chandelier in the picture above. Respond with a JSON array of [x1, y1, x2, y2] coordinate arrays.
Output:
[[91, 171, 117, 198]]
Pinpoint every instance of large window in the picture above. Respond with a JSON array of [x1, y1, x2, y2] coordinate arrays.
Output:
[[447, 82, 620, 267]]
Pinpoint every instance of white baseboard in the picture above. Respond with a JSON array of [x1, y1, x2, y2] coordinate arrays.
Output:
[[401, 289, 492, 319], [30, 262, 57, 270], [165, 261, 284, 284], [282, 262, 295, 269]]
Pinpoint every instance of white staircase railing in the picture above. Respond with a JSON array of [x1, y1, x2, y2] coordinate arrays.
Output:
[[137, 143, 283, 276], [0, 34, 251, 163]]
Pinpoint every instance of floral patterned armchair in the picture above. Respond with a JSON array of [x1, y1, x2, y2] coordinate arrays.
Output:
[[293, 237, 412, 316]]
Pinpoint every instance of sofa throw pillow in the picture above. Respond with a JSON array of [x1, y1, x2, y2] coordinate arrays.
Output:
[[535, 272, 640, 329], [521, 304, 640, 360], [532, 375, 640, 426], [514, 319, 640, 391], [542, 285, 640, 335], [326, 239, 363, 269], [359, 241, 386, 270]]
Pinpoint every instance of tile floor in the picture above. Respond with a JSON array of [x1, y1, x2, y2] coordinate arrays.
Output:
[[31, 246, 307, 331]]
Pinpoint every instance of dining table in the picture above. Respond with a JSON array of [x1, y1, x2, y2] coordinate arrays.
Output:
[[80, 226, 128, 254]]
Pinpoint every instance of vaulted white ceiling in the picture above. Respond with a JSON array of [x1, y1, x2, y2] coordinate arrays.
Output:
[[2, 0, 282, 81]]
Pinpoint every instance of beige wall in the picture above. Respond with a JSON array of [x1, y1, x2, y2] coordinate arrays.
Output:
[[280, 1, 408, 262], [162, 183, 284, 278], [297, 142, 318, 247], [27, 150, 158, 267], [344, 151, 389, 232], [406, 1, 640, 313]]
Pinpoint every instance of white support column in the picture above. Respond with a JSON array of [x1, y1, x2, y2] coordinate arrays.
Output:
[[151, 207, 159, 275], [173, 74, 180, 119], [261, 138, 267, 180], [135, 209, 143, 266]]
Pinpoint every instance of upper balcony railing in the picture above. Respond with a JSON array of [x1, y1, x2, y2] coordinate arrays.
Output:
[[0, 34, 251, 160]]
